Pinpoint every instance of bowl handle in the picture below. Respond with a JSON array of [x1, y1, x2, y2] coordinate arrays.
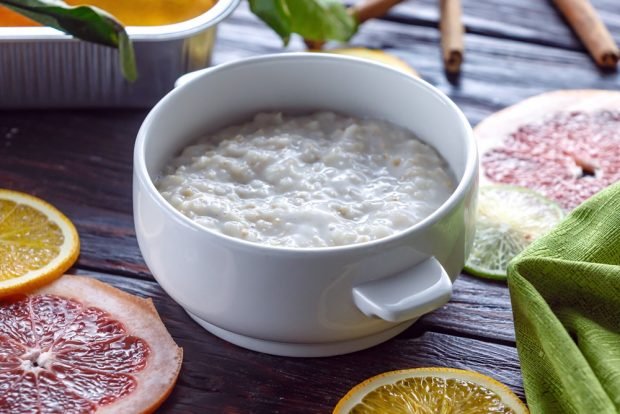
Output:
[[352, 257, 452, 323]]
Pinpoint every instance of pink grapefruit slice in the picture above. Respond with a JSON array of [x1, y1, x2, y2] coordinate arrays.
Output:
[[0, 275, 182, 413], [476, 90, 620, 210]]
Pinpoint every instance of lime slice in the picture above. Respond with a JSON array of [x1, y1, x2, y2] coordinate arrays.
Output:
[[464, 185, 564, 280]]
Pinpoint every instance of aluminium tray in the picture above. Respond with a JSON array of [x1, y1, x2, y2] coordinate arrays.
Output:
[[0, 0, 239, 108]]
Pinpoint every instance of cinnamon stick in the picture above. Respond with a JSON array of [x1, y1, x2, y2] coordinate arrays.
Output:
[[350, 0, 404, 24], [553, 0, 619, 69], [439, 0, 464, 74]]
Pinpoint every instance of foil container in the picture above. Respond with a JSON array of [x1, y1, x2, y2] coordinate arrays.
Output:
[[0, 0, 239, 108]]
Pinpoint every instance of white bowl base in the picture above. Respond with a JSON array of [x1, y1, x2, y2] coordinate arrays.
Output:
[[186, 311, 416, 357]]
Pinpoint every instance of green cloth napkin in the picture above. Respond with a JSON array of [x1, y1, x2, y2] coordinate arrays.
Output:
[[508, 182, 620, 414]]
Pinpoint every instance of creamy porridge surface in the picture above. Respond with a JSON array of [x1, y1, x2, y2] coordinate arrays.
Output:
[[157, 112, 455, 248]]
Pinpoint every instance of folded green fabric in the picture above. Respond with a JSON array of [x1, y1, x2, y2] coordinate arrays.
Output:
[[508, 182, 620, 414]]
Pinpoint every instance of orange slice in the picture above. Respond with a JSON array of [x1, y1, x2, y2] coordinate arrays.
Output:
[[334, 367, 528, 413], [0, 274, 182, 412], [0, 189, 79, 296]]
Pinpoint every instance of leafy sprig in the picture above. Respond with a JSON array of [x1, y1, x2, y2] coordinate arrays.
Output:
[[0, 0, 136, 81], [248, 0, 357, 45]]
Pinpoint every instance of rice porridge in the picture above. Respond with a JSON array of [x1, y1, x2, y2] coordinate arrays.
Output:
[[157, 112, 455, 248]]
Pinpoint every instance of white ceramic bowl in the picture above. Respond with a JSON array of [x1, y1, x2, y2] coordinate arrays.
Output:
[[133, 53, 478, 357]]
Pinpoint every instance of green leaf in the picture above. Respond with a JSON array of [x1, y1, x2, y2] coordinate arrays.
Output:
[[249, 0, 292, 45], [248, 0, 357, 44], [118, 30, 137, 82], [0, 0, 137, 81], [288, 0, 357, 42]]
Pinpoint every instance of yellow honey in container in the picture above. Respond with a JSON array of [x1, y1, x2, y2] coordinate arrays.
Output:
[[0, 0, 217, 26]]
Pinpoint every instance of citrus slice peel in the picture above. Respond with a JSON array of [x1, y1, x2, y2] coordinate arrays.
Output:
[[0, 274, 182, 413], [0, 189, 80, 296], [333, 367, 528, 414], [476, 90, 620, 210], [464, 185, 564, 280]]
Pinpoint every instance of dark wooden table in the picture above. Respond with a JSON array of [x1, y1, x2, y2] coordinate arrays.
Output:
[[1, 1, 619, 412]]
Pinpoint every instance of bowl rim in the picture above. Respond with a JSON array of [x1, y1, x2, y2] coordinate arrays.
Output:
[[0, 0, 240, 41], [134, 53, 478, 256]]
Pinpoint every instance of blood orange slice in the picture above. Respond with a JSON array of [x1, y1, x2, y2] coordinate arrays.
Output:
[[0, 275, 182, 413], [476, 90, 620, 210]]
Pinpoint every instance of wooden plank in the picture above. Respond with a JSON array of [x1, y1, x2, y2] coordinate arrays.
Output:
[[0, 110, 515, 333], [381, 0, 620, 52], [74, 270, 525, 413], [215, 4, 620, 125], [82, 264, 516, 344], [0, 109, 140, 214], [75, 208, 149, 277], [7, 6, 613, 412], [0, 110, 151, 277], [419, 274, 515, 343], [6, 4, 612, 349], [1, 114, 517, 343], [0, 20, 566, 345]]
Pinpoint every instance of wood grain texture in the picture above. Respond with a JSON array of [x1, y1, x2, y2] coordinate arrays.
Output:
[[0, 110, 139, 213], [0, 0, 607, 351], [419, 275, 515, 343], [74, 270, 524, 413], [2, 3, 618, 411], [0, 110, 151, 277], [385, 0, 620, 51], [7, 5, 618, 276], [215, 3, 620, 125], [0, 111, 517, 346]]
